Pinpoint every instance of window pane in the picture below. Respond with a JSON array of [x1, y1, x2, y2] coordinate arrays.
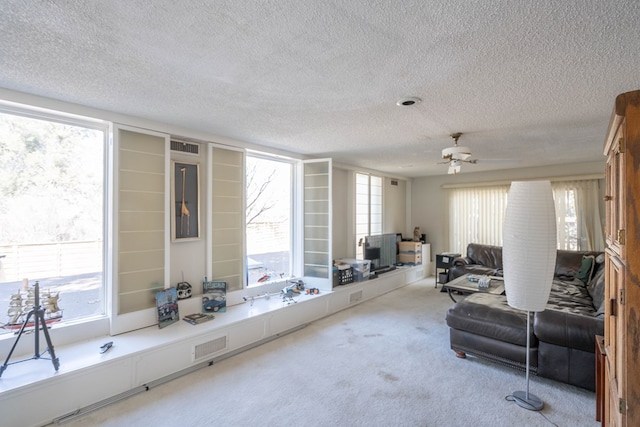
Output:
[[246, 155, 292, 286], [355, 173, 383, 259], [0, 112, 105, 335]]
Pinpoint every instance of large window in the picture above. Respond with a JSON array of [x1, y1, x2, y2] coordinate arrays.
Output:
[[448, 179, 604, 255], [0, 108, 106, 335], [355, 173, 382, 259], [245, 154, 293, 286], [552, 180, 605, 251]]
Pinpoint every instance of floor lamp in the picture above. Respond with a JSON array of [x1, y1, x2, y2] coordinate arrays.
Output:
[[503, 181, 557, 411]]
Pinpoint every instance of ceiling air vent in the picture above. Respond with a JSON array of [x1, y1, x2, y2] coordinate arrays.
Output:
[[171, 140, 199, 155], [391, 180, 398, 186]]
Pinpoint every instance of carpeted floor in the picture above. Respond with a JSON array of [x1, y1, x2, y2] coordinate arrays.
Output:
[[54, 278, 598, 427]]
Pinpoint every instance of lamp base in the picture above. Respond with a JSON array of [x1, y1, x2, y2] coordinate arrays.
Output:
[[511, 390, 544, 411]]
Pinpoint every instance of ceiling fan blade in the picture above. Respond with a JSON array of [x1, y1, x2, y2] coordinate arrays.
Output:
[[442, 145, 472, 160], [473, 158, 519, 164]]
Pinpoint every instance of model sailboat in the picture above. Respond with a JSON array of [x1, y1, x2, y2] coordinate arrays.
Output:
[[4, 286, 63, 330]]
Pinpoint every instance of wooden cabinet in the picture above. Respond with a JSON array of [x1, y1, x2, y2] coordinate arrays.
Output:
[[602, 90, 640, 426]]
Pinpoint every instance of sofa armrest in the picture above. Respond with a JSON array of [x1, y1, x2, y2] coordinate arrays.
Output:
[[453, 256, 473, 266], [534, 309, 604, 353]]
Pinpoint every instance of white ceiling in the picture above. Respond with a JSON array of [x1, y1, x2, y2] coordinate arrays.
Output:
[[1, 1, 639, 177]]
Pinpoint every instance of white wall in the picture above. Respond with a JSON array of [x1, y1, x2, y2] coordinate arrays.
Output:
[[384, 177, 407, 236], [169, 147, 208, 289], [410, 161, 605, 267], [331, 167, 350, 261]]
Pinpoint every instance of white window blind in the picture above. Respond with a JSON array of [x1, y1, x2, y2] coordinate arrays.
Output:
[[448, 184, 509, 254], [448, 179, 605, 255]]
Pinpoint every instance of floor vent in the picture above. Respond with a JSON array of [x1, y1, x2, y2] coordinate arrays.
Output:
[[349, 290, 363, 304], [171, 140, 199, 155], [193, 336, 227, 362]]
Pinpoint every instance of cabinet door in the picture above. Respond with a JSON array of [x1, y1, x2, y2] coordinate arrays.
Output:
[[605, 125, 625, 253], [111, 125, 170, 335], [302, 159, 332, 290], [605, 251, 625, 427], [614, 128, 626, 253]]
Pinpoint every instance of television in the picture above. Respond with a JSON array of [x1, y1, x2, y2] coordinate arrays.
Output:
[[363, 233, 398, 270]]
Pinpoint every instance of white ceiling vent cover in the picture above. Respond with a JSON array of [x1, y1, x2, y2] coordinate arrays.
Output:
[[192, 335, 228, 362], [171, 140, 199, 155]]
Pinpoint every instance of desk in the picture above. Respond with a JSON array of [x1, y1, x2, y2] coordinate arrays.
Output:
[[435, 253, 460, 288]]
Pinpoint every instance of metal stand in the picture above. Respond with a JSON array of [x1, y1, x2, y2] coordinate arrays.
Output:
[[510, 311, 543, 411], [0, 281, 60, 378]]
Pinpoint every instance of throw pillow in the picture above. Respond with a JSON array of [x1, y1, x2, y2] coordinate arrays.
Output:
[[589, 268, 606, 316], [595, 299, 606, 318], [575, 255, 595, 284]]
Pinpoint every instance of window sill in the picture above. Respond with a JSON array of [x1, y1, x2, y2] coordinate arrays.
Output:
[[0, 290, 323, 394], [0, 266, 424, 427]]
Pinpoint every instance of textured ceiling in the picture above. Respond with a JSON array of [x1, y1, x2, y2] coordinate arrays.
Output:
[[1, 1, 639, 177]]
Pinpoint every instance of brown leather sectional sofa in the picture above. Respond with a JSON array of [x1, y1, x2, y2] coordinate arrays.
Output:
[[445, 243, 605, 390]]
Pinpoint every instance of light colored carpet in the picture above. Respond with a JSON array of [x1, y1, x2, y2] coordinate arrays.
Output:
[[56, 278, 598, 427]]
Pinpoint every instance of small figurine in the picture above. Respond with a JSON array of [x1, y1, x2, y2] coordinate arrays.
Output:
[[413, 226, 421, 242], [280, 286, 298, 304]]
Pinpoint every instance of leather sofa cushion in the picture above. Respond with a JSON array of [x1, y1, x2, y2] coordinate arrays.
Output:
[[554, 250, 602, 280], [464, 243, 503, 269], [446, 293, 536, 347], [534, 278, 604, 351], [534, 308, 604, 352], [587, 267, 606, 317], [545, 279, 594, 314]]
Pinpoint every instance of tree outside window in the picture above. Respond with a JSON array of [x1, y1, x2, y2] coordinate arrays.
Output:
[[245, 155, 292, 286], [0, 111, 105, 334]]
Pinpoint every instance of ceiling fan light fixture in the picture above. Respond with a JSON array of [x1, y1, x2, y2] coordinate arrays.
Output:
[[448, 159, 461, 174]]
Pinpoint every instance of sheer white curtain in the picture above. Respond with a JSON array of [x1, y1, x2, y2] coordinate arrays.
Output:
[[448, 184, 509, 254], [552, 179, 605, 251], [448, 179, 605, 255]]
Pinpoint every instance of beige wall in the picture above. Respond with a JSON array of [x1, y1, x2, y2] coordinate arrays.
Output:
[[332, 167, 350, 261], [384, 177, 407, 236], [410, 160, 605, 271]]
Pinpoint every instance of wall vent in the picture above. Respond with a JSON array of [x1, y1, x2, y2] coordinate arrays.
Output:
[[390, 180, 398, 186], [349, 290, 363, 304], [192, 336, 227, 362], [171, 140, 199, 155]]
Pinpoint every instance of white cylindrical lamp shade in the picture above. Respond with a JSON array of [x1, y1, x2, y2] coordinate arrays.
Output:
[[503, 181, 557, 312]]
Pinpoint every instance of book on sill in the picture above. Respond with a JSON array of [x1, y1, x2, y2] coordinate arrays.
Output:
[[202, 281, 227, 313], [156, 287, 180, 329], [183, 313, 215, 325]]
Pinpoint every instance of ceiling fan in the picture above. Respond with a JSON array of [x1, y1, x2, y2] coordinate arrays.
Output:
[[441, 132, 477, 174]]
